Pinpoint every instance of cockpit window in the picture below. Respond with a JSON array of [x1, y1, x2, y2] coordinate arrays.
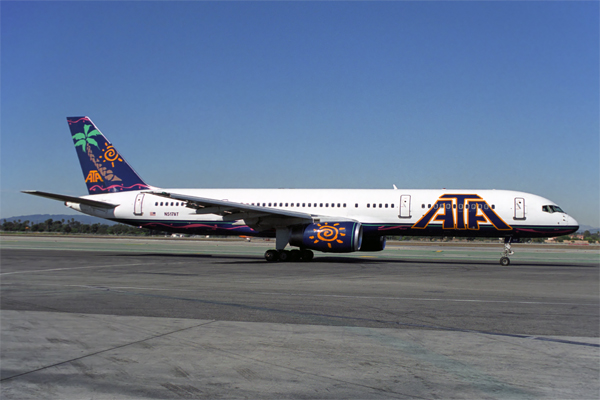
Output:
[[542, 205, 565, 214]]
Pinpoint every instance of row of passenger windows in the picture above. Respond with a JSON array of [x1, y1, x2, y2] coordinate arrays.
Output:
[[249, 203, 401, 209], [250, 202, 351, 208], [155, 202, 186, 207], [421, 203, 495, 210], [153, 201, 495, 210], [153, 201, 396, 209]]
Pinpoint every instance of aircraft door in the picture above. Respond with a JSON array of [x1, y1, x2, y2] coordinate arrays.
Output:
[[134, 193, 144, 216], [399, 195, 411, 218], [514, 197, 525, 220]]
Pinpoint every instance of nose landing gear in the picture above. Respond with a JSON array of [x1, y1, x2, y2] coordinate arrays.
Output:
[[500, 237, 515, 266]]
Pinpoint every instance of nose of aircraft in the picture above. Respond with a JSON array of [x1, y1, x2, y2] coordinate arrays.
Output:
[[566, 214, 579, 231]]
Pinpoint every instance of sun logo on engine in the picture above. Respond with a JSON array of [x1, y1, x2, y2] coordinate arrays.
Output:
[[98, 143, 123, 168], [310, 223, 346, 249]]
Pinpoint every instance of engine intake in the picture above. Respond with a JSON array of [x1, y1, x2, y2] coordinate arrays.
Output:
[[290, 222, 363, 253], [359, 235, 386, 252]]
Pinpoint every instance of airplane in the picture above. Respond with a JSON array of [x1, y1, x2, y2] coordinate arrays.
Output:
[[23, 116, 579, 265]]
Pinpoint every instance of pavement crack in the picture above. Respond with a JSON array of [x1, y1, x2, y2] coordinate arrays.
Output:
[[0, 320, 217, 382]]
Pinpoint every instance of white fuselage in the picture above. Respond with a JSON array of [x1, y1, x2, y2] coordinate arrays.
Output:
[[69, 188, 578, 239]]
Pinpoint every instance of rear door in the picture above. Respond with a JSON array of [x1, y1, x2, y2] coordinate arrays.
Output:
[[134, 193, 144, 216]]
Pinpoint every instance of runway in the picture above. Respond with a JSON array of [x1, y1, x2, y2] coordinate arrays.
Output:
[[1, 236, 598, 399]]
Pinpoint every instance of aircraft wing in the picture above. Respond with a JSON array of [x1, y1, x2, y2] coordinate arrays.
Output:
[[147, 190, 317, 229], [22, 190, 118, 209]]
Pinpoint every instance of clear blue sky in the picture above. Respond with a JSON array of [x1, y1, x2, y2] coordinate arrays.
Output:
[[2, 1, 598, 227]]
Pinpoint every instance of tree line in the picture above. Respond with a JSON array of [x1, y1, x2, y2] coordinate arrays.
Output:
[[1, 218, 157, 236]]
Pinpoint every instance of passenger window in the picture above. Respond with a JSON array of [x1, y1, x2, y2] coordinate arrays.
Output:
[[320, 203, 323, 207], [308, 203, 311, 207], [355, 203, 358, 208], [160, 202, 163, 206], [337, 203, 341, 207], [385, 204, 388, 208], [391, 204, 394, 208], [421, 204, 425, 208], [155, 202, 158, 206], [302, 203, 306, 207], [492, 205, 495, 209], [367, 204, 370, 208]]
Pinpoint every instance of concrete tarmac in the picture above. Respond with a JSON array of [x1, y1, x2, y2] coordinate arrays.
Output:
[[1, 236, 598, 399]]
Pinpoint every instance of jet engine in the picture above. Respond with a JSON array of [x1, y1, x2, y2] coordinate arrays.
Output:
[[290, 222, 363, 253]]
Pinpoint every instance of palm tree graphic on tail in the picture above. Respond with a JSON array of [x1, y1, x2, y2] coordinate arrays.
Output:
[[72, 123, 122, 183]]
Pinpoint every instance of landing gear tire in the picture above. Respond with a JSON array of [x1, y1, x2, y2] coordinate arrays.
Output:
[[289, 249, 301, 261], [265, 250, 279, 262], [278, 250, 290, 262], [500, 257, 510, 266], [300, 249, 314, 262]]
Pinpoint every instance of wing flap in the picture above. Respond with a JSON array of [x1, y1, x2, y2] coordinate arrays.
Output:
[[147, 191, 315, 227]]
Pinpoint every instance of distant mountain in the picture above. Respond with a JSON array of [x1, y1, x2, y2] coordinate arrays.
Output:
[[1, 214, 118, 226], [578, 225, 599, 234]]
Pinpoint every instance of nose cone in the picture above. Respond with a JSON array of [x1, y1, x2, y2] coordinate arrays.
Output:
[[566, 215, 579, 234]]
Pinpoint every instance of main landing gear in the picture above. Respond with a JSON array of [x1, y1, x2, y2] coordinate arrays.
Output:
[[264, 227, 314, 262], [500, 237, 515, 266], [264, 249, 314, 262]]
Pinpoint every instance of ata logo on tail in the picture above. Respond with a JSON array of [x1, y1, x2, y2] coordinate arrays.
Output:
[[412, 194, 512, 231], [85, 170, 103, 183]]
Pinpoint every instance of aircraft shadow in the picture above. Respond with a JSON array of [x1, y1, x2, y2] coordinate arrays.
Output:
[[111, 252, 595, 268]]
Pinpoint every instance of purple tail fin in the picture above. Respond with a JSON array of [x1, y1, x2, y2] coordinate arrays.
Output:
[[67, 117, 149, 194]]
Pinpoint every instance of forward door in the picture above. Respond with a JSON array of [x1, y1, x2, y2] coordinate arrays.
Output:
[[514, 197, 525, 220]]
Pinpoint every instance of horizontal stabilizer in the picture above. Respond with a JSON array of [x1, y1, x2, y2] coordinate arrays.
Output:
[[22, 191, 117, 209]]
